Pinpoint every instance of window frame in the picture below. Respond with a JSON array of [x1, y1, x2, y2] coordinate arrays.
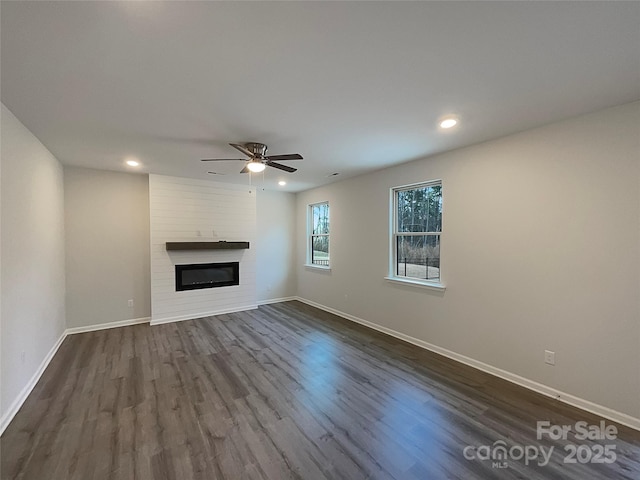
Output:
[[387, 180, 445, 290], [306, 201, 330, 270]]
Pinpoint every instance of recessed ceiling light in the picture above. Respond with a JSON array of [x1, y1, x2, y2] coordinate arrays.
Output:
[[439, 117, 458, 129], [247, 162, 266, 173], [125, 158, 140, 167], [278, 181, 287, 186]]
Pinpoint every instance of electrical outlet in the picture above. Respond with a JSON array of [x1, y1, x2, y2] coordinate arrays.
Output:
[[544, 350, 555, 365], [128, 299, 134, 308]]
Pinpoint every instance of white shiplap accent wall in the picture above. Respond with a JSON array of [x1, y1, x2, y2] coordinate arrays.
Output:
[[149, 175, 257, 325]]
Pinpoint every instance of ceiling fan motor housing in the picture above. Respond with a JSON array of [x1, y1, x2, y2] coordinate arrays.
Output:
[[245, 142, 268, 158]]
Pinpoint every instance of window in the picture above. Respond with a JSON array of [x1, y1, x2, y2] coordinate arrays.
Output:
[[390, 181, 442, 286], [308, 202, 330, 267]]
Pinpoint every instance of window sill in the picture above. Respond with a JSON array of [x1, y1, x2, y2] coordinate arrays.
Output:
[[304, 264, 331, 271], [384, 276, 446, 292]]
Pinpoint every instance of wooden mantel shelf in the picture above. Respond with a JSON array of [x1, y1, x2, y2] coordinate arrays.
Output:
[[166, 241, 250, 251]]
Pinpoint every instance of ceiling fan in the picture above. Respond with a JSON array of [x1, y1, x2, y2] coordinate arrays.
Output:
[[201, 143, 303, 173]]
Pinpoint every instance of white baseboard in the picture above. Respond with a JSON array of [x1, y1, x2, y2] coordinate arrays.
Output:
[[150, 304, 258, 326], [66, 316, 150, 335], [293, 296, 640, 432], [257, 296, 297, 306], [0, 330, 67, 435]]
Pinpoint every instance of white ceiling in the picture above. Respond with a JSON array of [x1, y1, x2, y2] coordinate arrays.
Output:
[[2, 1, 639, 192]]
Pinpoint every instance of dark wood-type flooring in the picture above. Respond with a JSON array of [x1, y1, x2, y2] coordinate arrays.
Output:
[[1, 301, 639, 479]]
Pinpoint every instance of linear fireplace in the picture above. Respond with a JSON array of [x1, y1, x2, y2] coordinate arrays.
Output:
[[175, 262, 239, 291]]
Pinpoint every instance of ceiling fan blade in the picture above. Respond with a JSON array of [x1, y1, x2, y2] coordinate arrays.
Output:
[[265, 153, 302, 160], [267, 161, 297, 173], [265, 153, 303, 161], [229, 143, 254, 158], [200, 158, 246, 162], [240, 165, 250, 174]]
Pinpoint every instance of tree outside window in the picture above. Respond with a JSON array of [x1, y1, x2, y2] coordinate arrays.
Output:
[[393, 182, 442, 282], [309, 202, 329, 267]]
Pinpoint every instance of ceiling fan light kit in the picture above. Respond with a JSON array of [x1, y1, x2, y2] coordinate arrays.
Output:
[[201, 142, 303, 174], [247, 162, 266, 173]]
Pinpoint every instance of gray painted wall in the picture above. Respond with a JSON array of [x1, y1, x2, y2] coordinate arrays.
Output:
[[295, 102, 640, 420], [64, 166, 151, 328], [256, 189, 297, 302], [1, 104, 66, 422]]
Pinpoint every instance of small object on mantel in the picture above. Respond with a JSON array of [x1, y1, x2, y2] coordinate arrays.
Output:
[[165, 241, 250, 251]]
